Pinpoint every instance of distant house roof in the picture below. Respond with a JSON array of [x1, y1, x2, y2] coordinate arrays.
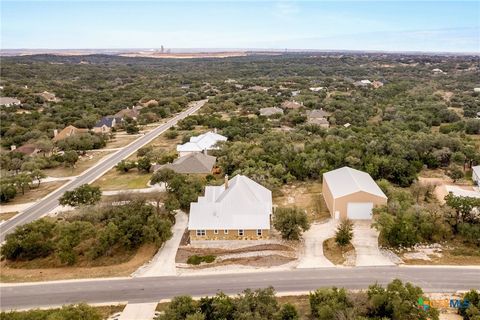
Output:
[[307, 109, 329, 119], [12, 144, 39, 156], [372, 81, 384, 89], [53, 125, 88, 142], [473, 165, 480, 180], [445, 186, 480, 199], [114, 106, 142, 119], [344, 123, 351, 128], [37, 91, 60, 102], [281, 100, 302, 109], [188, 175, 272, 230], [177, 131, 227, 153], [140, 99, 158, 107], [354, 80, 371, 87], [249, 85, 270, 92], [154, 152, 216, 174], [0, 97, 21, 106], [309, 86, 325, 92], [307, 117, 329, 126], [323, 167, 387, 199], [259, 107, 284, 117], [94, 116, 121, 128]]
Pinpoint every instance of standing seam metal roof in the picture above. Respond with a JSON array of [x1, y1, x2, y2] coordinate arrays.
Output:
[[323, 166, 387, 199]]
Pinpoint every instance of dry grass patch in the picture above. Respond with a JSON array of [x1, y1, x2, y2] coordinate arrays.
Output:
[[0, 244, 158, 283], [105, 135, 139, 148], [273, 181, 330, 222], [323, 237, 355, 266], [0, 212, 18, 222], [402, 242, 480, 265], [92, 169, 151, 190], [6, 181, 65, 205], [44, 151, 113, 177]]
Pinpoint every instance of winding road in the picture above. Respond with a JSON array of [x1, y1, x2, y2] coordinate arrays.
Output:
[[0, 266, 479, 310], [0, 99, 208, 242]]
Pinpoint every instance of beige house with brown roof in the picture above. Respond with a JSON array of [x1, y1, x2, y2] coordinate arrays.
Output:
[[322, 167, 387, 220], [114, 106, 142, 120], [37, 91, 60, 102], [52, 125, 88, 142], [307, 117, 329, 128], [281, 100, 303, 110], [259, 107, 284, 117]]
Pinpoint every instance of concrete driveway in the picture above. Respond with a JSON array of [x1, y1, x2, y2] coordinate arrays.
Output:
[[352, 221, 394, 266], [297, 219, 337, 268], [133, 211, 188, 277]]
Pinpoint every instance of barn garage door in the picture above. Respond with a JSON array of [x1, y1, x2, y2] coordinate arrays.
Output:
[[347, 202, 373, 220]]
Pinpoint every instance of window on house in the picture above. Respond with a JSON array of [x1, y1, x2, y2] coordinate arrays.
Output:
[[224, 230, 229, 234], [238, 229, 244, 236], [256, 229, 262, 236], [213, 229, 218, 234], [196, 230, 206, 236]]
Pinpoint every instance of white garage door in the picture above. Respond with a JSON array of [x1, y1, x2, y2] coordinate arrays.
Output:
[[347, 202, 373, 220]]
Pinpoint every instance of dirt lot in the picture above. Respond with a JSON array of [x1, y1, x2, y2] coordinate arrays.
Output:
[[418, 172, 476, 204], [273, 181, 330, 222], [176, 244, 294, 263], [104, 135, 139, 149], [176, 244, 296, 269], [401, 242, 480, 265], [0, 244, 158, 283], [6, 181, 65, 205]]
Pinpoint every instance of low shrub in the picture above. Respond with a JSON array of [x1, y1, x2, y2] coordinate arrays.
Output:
[[187, 254, 216, 265]]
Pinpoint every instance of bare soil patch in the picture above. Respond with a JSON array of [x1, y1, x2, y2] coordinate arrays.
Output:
[[400, 242, 480, 265], [105, 135, 139, 148], [0, 244, 158, 283], [184, 255, 294, 269], [323, 237, 355, 266], [274, 181, 330, 222], [0, 211, 18, 222], [176, 244, 294, 263]]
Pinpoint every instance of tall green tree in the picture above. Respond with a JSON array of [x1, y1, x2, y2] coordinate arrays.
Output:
[[59, 184, 102, 207], [273, 207, 310, 240]]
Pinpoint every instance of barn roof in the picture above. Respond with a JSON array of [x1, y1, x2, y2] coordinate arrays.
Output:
[[323, 166, 387, 199]]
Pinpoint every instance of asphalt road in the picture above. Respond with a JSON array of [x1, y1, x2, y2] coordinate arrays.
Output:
[[0, 267, 479, 310], [0, 99, 208, 242]]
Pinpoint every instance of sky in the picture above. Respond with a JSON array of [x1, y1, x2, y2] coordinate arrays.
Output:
[[1, 1, 479, 52]]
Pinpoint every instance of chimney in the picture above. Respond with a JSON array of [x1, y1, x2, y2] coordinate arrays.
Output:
[[53, 129, 58, 137], [10, 145, 16, 151], [224, 175, 229, 189]]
